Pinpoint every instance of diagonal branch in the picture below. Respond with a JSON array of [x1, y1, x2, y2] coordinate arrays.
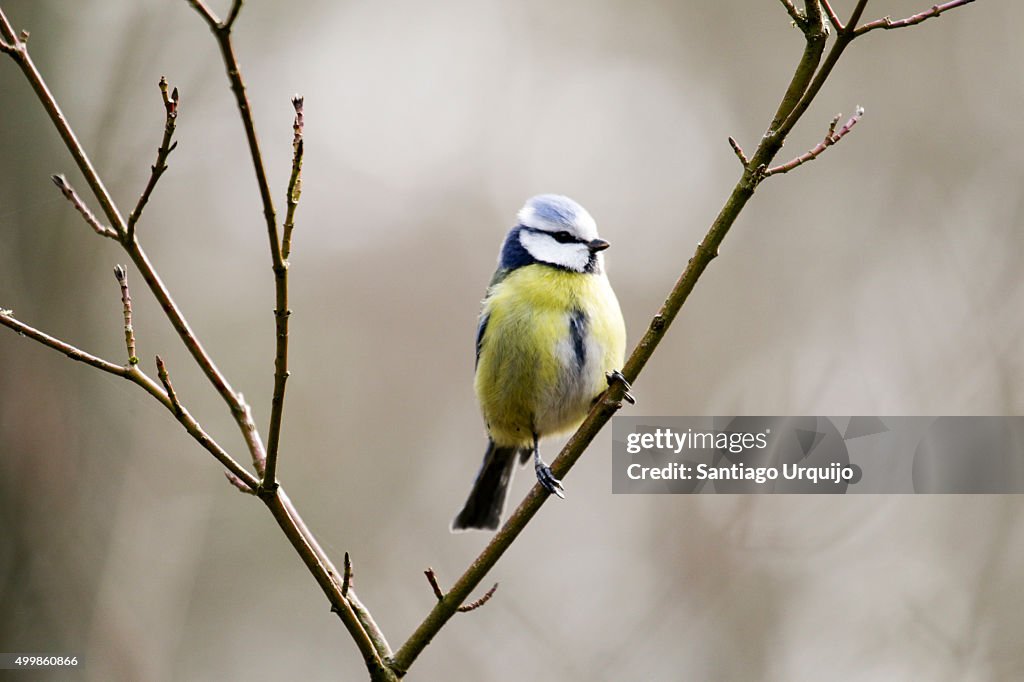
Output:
[[50, 174, 118, 238], [763, 107, 864, 178], [1, 6, 265, 472], [127, 77, 179, 241], [0, 10, 126, 234], [391, 0, 980, 675], [854, 0, 977, 36], [821, 0, 844, 32], [0, 310, 259, 490]]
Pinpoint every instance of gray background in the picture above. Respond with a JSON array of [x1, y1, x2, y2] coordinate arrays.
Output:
[[1, 1, 1022, 680]]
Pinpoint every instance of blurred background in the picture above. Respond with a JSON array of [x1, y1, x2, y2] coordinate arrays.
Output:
[[1, 1, 1022, 679]]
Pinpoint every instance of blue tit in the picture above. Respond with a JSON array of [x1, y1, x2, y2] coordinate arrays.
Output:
[[451, 194, 627, 532]]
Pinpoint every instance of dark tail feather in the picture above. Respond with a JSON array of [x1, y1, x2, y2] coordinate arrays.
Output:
[[451, 441, 520, 532]]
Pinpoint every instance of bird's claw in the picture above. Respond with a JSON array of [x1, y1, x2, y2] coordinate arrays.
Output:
[[535, 461, 565, 499], [606, 370, 636, 405]]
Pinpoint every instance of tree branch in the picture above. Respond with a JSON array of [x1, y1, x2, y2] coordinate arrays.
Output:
[[1, 5, 266, 473], [0, 310, 260, 490], [127, 77, 179, 241], [112, 265, 138, 365], [281, 95, 304, 261], [50, 174, 118, 238], [183, 0, 290, 493], [390, 0, 979, 674], [854, 0, 977, 36], [821, 0, 844, 32], [0, 9, 126, 234], [265, 95, 305, 489], [763, 106, 864, 177]]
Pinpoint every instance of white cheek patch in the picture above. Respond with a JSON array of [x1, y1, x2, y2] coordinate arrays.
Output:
[[520, 230, 590, 272]]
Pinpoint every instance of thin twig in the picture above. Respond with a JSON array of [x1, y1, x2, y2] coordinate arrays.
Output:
[[50, 175, 117, 238], [855, 0, 976, 36], [0, 311, 259, 490], [779, 0, 806, 27], [424, 569, 497, 612], [113, 265, 138, 364], [156, 354, 182, 416], [185, 0, 290, 490], [1, 309, 129, 375], [185, 0, 220, 29], [342, 552, 353, 597], [727, 136, 748, 167], [821, 0, 844, 31], [764, 107, 864, 177], [281, 95, 304, 260], [424, 569, 445, 601], [0, 9, 126, 233], [264, 96, 305, 489], [224, 0, 244, 30], [458, 584, 498, 613], [127, 77, 179, 241], [2, 6, 263, 467]]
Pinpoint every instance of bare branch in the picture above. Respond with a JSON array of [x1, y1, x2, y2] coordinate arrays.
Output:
[[0, 311, 260, 491], [185, 0, 220, 30], [50, 175, 117, 238], [112, 265, 138, 364], [855, 0, 976, 36], [728, 136, 748, 167], [342, 552, 353, 598], [224, 0, 244, 30], [127, 77, 179, 241], [1, 309, 128, 376], [264, 96, 305, 489], [424, 569, 444, 601], [764, 107, 864, 177], [155, 354, 182, 416], [779, 0, 805, 26], [423, 568, 497, 613], [225, 471, 255, 493], [281, 95, 304, 260], [821, 0, 844, 31], [458, 584, 498, 613], [1, 9, 126, 233]]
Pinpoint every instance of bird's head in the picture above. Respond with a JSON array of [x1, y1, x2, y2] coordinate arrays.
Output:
[[513, 194, 608, 274]]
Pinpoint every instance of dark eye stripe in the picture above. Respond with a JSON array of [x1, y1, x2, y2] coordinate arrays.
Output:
[[551, 231, 577, 244]]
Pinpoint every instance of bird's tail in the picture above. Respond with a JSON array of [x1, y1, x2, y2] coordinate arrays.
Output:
[[451, 440, 521, 532]]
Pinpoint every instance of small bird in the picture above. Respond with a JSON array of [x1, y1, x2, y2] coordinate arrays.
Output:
[[452, 194, 628, 532]]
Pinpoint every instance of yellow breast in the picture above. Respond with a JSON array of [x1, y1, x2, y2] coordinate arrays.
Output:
[[474, 264, 625, 447]]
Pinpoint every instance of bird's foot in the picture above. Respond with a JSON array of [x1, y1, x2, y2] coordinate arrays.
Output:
[[534, 458, 565, 499], [606, 370, 636, 405]]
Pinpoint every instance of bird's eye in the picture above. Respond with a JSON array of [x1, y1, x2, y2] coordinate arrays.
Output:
[[552, 231, 576, 244]]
